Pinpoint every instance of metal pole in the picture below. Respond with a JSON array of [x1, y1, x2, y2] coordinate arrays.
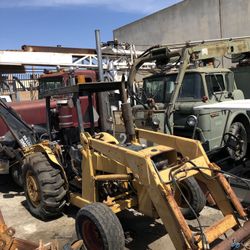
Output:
[[74, 95, 84, 133], [218, 0, 224, 67], [95, 30, 104, 82], [46, 96, 52, 140], [120, 80, 136, 142], [88, 93, 95, 135], [95, 29, 111, 132]]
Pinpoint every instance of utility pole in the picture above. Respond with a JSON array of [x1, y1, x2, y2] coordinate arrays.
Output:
[[218, 0, 224, 67], [95, 29, 111, 132]]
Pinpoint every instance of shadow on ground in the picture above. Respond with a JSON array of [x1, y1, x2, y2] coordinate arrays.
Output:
[[0, 174, 23, 197], [118, 210, 167, 250], [63, 204, 79, 220]]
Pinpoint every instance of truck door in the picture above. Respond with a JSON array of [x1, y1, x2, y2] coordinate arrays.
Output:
[[205, 73, 228, 150]]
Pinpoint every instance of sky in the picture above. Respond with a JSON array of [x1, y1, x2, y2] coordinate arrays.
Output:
[[0, 0, 181, 50]]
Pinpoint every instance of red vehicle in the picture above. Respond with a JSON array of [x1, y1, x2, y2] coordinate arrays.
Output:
[[0, 70, 99, 183], [0, 70, 98, 135]]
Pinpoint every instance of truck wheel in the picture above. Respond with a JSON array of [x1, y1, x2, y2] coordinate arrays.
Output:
[[75, 202, 125, 250], [225, 122, 247, 161], [174, 177, 206, 219], [10, 165, 23, 187], [23, 152, 66, 220]]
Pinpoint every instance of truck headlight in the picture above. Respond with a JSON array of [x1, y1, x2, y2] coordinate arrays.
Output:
[[186, 115, 197, 127], [152, 117, 160, 126]]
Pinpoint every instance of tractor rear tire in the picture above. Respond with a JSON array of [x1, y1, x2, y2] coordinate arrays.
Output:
[[75, 202, 125, 250], [23, 152, 66, 220], [174, 176, 206, 219]]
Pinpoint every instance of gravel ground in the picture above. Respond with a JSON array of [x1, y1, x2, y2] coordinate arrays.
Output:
[[0, 174, 248, 250]]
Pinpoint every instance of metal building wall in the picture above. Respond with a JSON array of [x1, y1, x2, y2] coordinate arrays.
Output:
[[113, 0, 250, 48]]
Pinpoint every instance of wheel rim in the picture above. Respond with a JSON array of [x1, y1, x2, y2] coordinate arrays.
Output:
[[174, 182, 193, 208], [26, 171, 40, 207], [225, 131, 246, 160], [235, 134, 243, 156], [235, 127, 247, 156], [82, 219, 104, 250]]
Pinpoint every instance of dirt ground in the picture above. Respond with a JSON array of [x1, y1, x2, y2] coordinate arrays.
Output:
[[0, 174, 248, 250]]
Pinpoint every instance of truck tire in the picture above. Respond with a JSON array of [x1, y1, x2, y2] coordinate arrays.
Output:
[[226, 122, 247, 161], [75, 202, 125, 250], [10, 165, 23, 187], [23, 152, 66, 220], [174, 177, 206, 219]]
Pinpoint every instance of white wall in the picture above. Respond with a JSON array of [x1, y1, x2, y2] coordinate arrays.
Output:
[[113, 0, 250, 48]]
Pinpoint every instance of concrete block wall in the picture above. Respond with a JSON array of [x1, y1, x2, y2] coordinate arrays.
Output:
[[113, 0, 250, 48]]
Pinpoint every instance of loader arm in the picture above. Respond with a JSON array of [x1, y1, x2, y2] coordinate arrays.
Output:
[[0, 99, 37, 148], [88, 129, 249, 249]]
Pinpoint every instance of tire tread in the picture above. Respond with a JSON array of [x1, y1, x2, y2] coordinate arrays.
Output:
[[76, 202, 125, 250], [23, 152, 66, 220]]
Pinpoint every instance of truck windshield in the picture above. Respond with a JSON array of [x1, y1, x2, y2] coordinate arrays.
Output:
[[178, 73, 204, 101], [143, 77, 167, 102], [143, 73, 204, 103], [38, 77, 63, 97]]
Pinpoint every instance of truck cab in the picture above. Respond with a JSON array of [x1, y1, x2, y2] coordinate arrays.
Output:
[[38, 69, 96, 98]]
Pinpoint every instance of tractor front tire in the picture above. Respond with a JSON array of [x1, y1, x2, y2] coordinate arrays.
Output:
[[23, 152, 66, 220], [76, 202, 125, 250]]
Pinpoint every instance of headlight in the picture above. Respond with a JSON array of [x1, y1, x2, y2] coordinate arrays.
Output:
[[186, 115, 197, 127], [152, 117, 160, 126]]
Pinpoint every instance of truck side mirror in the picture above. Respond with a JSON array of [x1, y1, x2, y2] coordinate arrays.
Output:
[[226, 72, 234, 94]]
